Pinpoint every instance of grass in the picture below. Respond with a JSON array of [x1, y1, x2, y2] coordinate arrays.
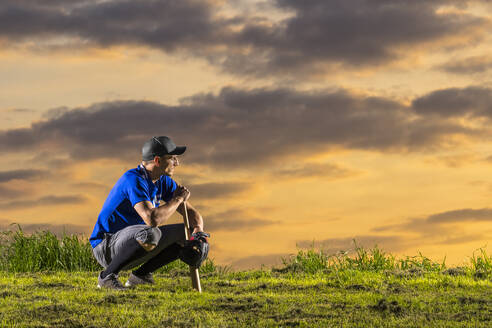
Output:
[[0, 227, 491, 327], [277, 240, 486, 278], [0, 225, 99, 272]]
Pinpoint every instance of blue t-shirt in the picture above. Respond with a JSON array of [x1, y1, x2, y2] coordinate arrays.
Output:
[[89, 164, 177, 248]]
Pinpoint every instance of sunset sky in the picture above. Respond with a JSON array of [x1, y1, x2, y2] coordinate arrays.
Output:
[[1, 0, 492, 269]]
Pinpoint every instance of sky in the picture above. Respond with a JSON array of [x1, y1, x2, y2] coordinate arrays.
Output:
[[1, 0, 491, 270]]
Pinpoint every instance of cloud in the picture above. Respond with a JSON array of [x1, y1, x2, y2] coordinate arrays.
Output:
[[0, 185, 24, 199], [205, 208, 280, 232], [0, 0, 225, 51], [71, 182, 110, 193], [2, 108, 36, 114], [424, 153, 477, 168], [188, 182, 252, 199], [436, 55, 492, 75], [373, 207, 492, 245], [440, 233, 486, 245], [296, 235, 408, 253], [220, 0, 488, 77], [0, 0, 488, 77], [1, 194, 88, 210], [412, 86, 492, 119], [426, 208, 492, 223], [0, 86, 480, 169], [273, 162, 357, 180], [0, 169, 49, 183]]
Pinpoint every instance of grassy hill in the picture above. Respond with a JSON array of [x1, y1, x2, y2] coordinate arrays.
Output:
[[0, 228, 490, 327]]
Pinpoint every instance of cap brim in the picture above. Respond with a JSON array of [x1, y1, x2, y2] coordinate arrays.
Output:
[[169, 146, 186, 155]]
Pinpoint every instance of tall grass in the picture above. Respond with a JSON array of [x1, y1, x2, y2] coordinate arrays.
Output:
[[0, 226, 99, 272], [277, 240, 490, 278], [469, 247, 492, 278], [1, 227, 490, 278], [0, 226, 228, 274]]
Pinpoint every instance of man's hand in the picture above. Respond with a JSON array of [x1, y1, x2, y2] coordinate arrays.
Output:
[[191, 231, 210, 243], [179, 234, 210, 268], [174, 185, 191, 202]]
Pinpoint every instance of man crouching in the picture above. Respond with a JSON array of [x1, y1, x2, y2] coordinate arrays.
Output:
[[89, 136, 209, 290]]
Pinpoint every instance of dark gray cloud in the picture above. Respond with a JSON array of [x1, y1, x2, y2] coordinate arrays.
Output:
[[437, 55, 492, 75], [0, 169, 49, 183], [373, 207, 492, 245], [0, 0, 487, 76], [412, 86, 492, 118], [0, 86, 479, 169], [0, 0, 225, 52], [205, 208, 280, 232], [2, 194, 88, 210], [426, 208, 492, 224], [221, 0, 487, 76], [0, 185, 24, 199], [296, 235, 408, 254], [374, 217, 457, 236], [189, 182, 252, 199]]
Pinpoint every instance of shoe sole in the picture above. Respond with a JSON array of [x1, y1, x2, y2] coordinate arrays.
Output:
[[97, 283, 127, 290], [125, 280, 153, 287]]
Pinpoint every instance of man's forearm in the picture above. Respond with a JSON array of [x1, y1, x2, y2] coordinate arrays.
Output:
[[188, 208, 204, 233], [151, 197, 184, 226], [177, 202, 204, 233]]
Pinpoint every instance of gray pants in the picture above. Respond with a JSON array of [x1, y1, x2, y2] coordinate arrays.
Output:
[[92, 223, 186, 271]]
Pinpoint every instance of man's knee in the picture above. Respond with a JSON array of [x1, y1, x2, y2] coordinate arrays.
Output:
[[138, 241, 156, 251], [134, 226, 162, 252]]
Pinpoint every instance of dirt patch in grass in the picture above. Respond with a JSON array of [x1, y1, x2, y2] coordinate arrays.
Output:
[[30, 295, 50, 301], [214, 280, 235, 287], [473, 270, 490, 279], [345, 284, 368, 291], [369, 298, 403, 316], [36, 281, 74, 289], [159, 318, 192, 328], [50, 318, 88, 328], [0, 291, 19, 298], [442, 267, 467, 276], [267, 307, 329, 323], [457, 296, 489, 306], [95, 293, 138, 305], [386, 282, 405, 293], [25, 304, 73, 321], [214, 296, 266, 312], [253, 282, 268, 290], [270, 282, 327, 292], [386, 268, 425, 279], [331, 301, 348, 310]]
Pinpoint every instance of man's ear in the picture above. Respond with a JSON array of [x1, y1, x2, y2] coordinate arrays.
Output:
[[154, 156, 161, 167]]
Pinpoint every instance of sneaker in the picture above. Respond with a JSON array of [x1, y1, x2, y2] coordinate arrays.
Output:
[[125, 272, 155, 287], [97, 271, 127, 290]]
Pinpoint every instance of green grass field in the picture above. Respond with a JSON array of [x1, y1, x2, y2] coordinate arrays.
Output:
[[0, 228, 491, 327]]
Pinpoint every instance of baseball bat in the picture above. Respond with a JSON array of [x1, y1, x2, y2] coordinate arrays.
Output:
[[183, 202, 202, 292]]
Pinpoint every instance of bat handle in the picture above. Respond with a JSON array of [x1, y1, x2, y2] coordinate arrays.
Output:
[[183, 202, 191, 240], [183, 202, 202, 293]]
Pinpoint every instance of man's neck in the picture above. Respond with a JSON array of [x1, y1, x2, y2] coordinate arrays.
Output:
[[141, 163, 160, 182]]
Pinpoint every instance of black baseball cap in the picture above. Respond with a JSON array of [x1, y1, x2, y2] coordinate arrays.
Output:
[[142, 136, 186, 161]]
